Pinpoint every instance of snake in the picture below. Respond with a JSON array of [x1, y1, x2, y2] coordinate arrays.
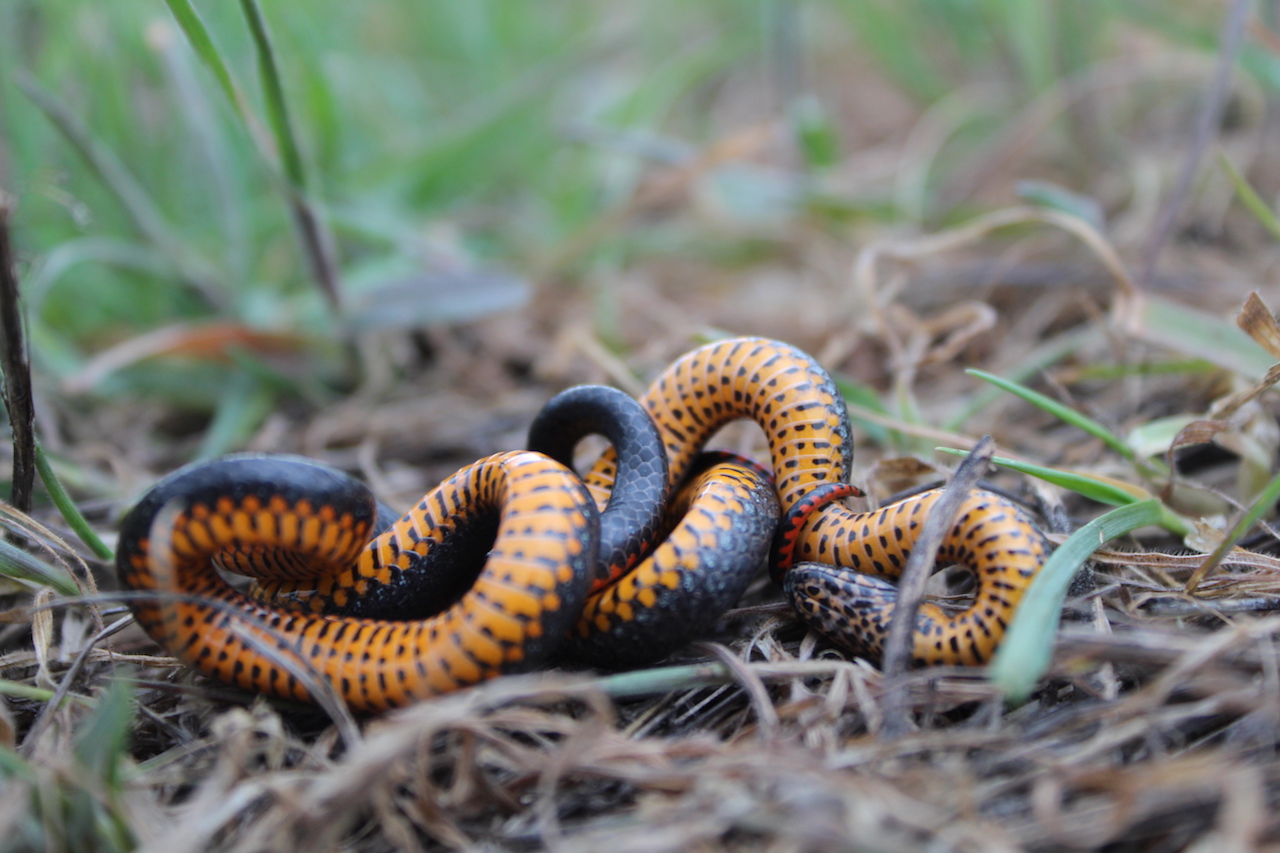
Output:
[[584, 336, 1047, 667], [115, 336, 1046, 711], [116, 387, 776, 712], [526, 386, 778, 668], [115, 451, 599, 713]]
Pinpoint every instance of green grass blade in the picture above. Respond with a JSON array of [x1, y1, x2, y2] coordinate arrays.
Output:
[[70, 676, 137, 851], [239, 0, 305, 188], [194, 370, 273, 460], [990, 499, 1169, 702], [593, 662, 730, 698], [1221, 154, 1280, 243], [1134, 296, 1274, 382], [1016, 179, 1105, 230], [1004, 0, 1055, 93], [0, 539, 78, 597], [17, 74, 168, 250], [966, 368, 1136, 463], [934, 447, 1193, 536], [1068, 358, 1218, 381], [161, 0, 243, 122], [168, 0, 339, 307], [946, 327, 1099, 431], [161, 0, 278, 211], [1126, 415, 1199, 460], [35, 443, 113, 562], [839, 2, 945, 101], [26, 238, 172, 315], [935, 447, 1137, 505], [791, 95, 840, 170], [0, 743, 35, 779], [0, 681, 57, 703], [73, 677, 134, 784], [239, 0, 340, 308]]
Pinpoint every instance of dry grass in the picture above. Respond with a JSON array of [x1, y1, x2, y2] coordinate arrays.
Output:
[[9, 249, 1280, 850]]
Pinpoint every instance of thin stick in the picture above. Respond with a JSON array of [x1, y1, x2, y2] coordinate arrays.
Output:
[[19, 616, 133, 757], [879, 434, 995, 739], [694, 641, 780, 736]]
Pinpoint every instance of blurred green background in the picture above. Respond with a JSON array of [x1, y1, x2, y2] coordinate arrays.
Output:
[[0, 0, 1246, 457]]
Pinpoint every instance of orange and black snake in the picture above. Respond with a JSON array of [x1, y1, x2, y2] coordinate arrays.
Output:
[[116, 336, 1046, 711], [585, 336, 1047, 667], [527, 387, 778, 668], [116, 451, 600, 712], [116, 386, 777, 711]]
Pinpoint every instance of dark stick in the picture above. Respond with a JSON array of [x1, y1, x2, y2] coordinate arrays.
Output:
[[879, 434, 995, 739], [0, 194, 36, 511]]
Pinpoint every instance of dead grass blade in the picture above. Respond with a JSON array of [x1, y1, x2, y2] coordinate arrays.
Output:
[[881, 435, 994, 738], [1134, 0, 1251, 288]]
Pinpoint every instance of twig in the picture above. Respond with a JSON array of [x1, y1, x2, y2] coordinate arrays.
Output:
[[693, 641, 780, 736], [879, 434, 995, 739], [1135, 0, 1250, 288], [1185, 463, 1280, 594], [19, 615, 133, 758], [1139, 596, 1280, 617], [0, 194, 35, 510]]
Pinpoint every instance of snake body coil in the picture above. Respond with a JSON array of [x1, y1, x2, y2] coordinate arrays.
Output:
[[592, 337, 1047, 667], [527, 385, 670, 591], [563, 453, 778, 668], [528, 386, 778, 668], [116, 452, 598, 713], [117, 384, 778, 709]]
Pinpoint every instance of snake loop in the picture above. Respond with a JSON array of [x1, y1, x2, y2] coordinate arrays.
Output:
[[528, 386, 778, 669], [116, 451, 598, 713], [591, 336, 1048, 666]]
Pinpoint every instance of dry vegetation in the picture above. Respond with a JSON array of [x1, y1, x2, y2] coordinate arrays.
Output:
[[8, 1, 1280, 851]]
